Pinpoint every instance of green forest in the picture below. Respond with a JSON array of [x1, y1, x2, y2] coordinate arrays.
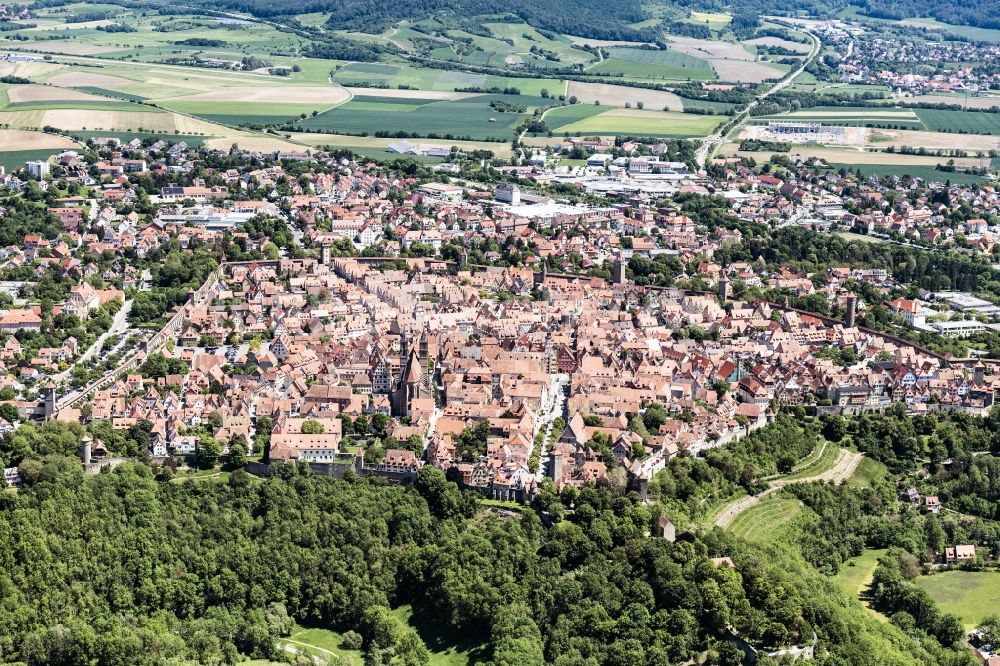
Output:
[[0, 433, 983, 666]]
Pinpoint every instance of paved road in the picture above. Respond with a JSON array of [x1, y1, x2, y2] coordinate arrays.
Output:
[[695, 25, 822, 169], [50, 298, 133, 386], [535, 373, 569, 472], [714, 449, 863, 528]]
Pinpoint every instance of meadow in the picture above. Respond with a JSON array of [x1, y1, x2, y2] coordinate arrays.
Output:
[[915, 571, 1000, 630], [832, 548, 890, 622], [298, 94, 546, 141]]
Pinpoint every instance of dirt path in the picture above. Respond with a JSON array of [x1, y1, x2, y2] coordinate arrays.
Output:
[[714, 449, 863, 528]]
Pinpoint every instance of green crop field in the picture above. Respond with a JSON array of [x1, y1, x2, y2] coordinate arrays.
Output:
[[591, 47, 714, 81], [827, 163, 987, 185], [916, 571, 1000, 630], [548, 108, 723, 137], [727, 496, 804, 543], [160, 101, 329, 126], [330, 63, 563, 96], [914, 108, 1000, 135], [3, 100, 153, 112], [299, 94, 546, 141], [543, 103, 608, 128], [75, 87, 149, 102], [0, 149, 62, 171]]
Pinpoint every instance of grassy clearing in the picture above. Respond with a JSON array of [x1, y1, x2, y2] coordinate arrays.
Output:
[[727, 496, 804, 543], [170, 469, 231, 483], [284, 626, 363, 665], [915, 571, 1000, 630], [390, 604, 486, 666], [689, 11, 731, 28], [834, 231, 886, 245], [832, 548, 889, 622]]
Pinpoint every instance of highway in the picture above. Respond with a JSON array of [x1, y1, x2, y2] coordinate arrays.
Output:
[[695, 25, 822, 169]]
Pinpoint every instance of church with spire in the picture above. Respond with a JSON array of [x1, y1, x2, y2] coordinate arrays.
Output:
[[390, 329, 435, 417]]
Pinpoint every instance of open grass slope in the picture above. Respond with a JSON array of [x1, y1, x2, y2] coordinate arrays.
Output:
[[832, 548, 890, 622]]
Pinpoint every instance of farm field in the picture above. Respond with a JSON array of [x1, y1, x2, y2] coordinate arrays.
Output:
[[298, 94, 546, 141], [914, 108, 1000, 135], [744, 36, 811, 53], [760, 106, 1000, 135], [727, 496, 805, 543], [827, 163, 987, 185], [689, 11, 731, 28], [845, 456, 889, 488], [729, 145, 985, 170], [0, 128, 80, 151], [0, 149, 71, 171], [548, 108, 724, 138], [159, 100, 332, 126], [900, 94, 1000, 110], [898, 17, 1000, 43], [330, 62, 563, 97], [543, 104, 608, 130], [915, 571, 1000, 630], [564, 81, 684, 110], [875, 129, 1000, 152], [589, 47, 714, 81], [287, 132, 514, 157]]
